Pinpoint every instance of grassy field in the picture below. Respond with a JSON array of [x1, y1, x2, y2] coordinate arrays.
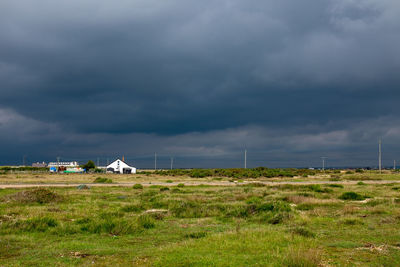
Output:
[[1, 171, 400, 266]]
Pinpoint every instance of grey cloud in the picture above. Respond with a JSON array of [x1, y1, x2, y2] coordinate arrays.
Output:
[[0, 0, 399, 166]]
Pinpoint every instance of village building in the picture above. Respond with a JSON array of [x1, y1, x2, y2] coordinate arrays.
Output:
[[32, 162, 47, 168], [48, 161, 79, 172], [106, 159, 136, 174]]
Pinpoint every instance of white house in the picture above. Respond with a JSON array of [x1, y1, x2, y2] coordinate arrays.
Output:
[[106, 159, 136, 174]]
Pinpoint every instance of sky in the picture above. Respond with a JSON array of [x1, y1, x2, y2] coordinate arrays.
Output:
[[1, 0, 400, 168]]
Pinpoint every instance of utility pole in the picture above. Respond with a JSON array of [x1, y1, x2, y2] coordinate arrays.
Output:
[[379, 139, 382, 174], [244, 149, 247, 169], [57, 156, 60, 163], [321, 157, 327, 172], [107, 158, 109, 166], [97, 157, 100, 167], [170, 157, 174, 170], [154, 152, 157, 170], [394, 160, 396, 170]]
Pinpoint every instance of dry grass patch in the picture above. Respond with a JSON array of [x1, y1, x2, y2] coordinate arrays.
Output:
[[286, 195, 338, 205], [3, 188, 63, 204], [284, 247, 322, 267], [341, 205, 360, 215]]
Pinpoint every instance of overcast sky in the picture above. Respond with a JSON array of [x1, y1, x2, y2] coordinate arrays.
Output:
[[1, 0, 400, 168]]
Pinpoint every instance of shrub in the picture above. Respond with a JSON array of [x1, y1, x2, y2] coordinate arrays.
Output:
[[177, 183, 185, 188], [327, 184, 344, 188], [307, 184, 332, 193], [339, 192, 365, 201], [160, 187, 170, 192], [268, 213, 289, 224], [93, 177, 113, 183], [133, 184, 144, 189], [357, 181, 366, 185], [165, 180, 173, 183], [82, 160, 96, 171]]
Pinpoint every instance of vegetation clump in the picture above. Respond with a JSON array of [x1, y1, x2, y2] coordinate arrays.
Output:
[[291, 226, 316, 238], [339, 192, 366, 201], [93, 177, 113, 183], [4, 188, 62, 204], [327, 184, 344, 188], [9, 216, 58, 232], [159, 187, 170, 192], [137, 214, 155, 229], [133, 184, 144, 189], [184, 231, 207, 239]]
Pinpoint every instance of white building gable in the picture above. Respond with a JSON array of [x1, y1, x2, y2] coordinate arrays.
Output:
[[106, 159, 136, 174]]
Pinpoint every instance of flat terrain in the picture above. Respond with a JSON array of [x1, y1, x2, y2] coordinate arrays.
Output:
[[1, 171, 400, 266]]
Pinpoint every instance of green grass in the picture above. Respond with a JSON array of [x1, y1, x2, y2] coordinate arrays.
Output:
[[1, 179, 400, 266], [339, 191, 366, 200], [93, 177, 113, 183]]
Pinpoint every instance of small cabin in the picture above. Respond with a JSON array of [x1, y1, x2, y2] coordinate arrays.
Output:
[[106, 159, 136, 174]]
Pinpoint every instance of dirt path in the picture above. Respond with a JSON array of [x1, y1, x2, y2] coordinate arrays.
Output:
[[1, 180, 399, 189]]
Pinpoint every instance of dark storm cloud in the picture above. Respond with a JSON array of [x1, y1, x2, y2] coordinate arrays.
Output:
[[0, 0, 399, 166]]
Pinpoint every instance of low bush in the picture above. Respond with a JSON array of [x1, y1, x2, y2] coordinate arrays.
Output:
[[307, 184, 332, 193], [133, 184, 144, 189], [177, 183, 185, 188], [93, 177, 113, 183], [327, 184, 344, 188], [339, 192, 365, 201]]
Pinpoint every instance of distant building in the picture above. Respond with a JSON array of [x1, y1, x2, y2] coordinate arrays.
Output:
[[48, 161, 79, 172], [48, 161, 79, 168], [32, 162, 47, 168], [106, 159, 136, 174]]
